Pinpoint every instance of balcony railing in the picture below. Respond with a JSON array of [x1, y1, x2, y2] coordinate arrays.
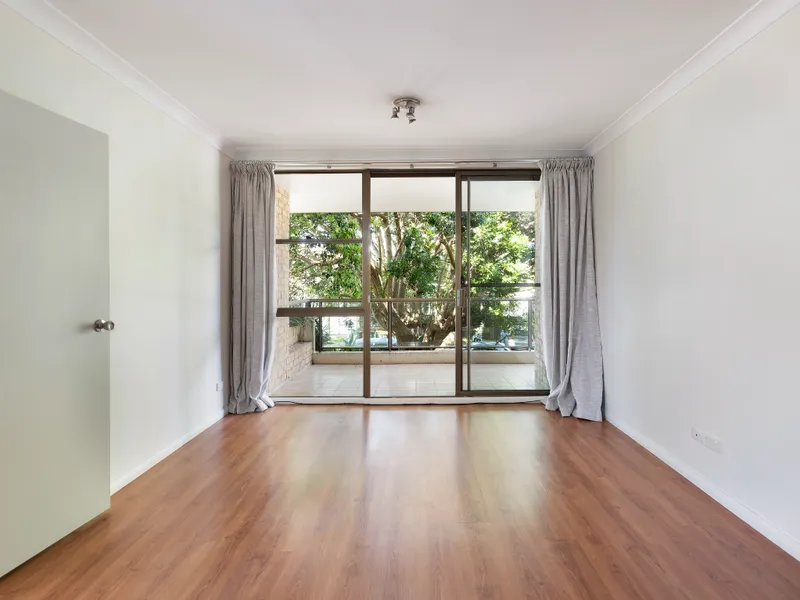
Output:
[[297, 283, 540, 353]]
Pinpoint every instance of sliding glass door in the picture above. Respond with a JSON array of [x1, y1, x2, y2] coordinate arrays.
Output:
[[456, 173, 549, 396], [270, 169, 548, 399]]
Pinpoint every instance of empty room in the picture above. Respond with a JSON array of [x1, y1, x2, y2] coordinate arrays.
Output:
[[1, 0, 799, 598]]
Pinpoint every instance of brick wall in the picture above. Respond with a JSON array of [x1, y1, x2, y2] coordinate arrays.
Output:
[[269, 186, 312, 394]]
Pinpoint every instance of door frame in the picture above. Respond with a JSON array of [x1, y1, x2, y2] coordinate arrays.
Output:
[[274, 167, 547, 399]]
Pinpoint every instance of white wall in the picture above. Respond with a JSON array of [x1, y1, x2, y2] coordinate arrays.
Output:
[[0, 4, 230, 492], [594, 6, 800, 559]]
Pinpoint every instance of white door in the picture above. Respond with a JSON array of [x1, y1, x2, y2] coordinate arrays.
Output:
[[0, 90, 110, 577]]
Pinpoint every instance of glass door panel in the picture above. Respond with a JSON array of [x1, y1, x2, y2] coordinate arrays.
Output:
[[272, 172, 366, 398], [457, 174, 549, 394], [369, 176, 456, 397], [271, 315, 364, 398]]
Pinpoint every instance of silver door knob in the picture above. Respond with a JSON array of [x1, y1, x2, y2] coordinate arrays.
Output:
[[94, 319, 115, 332]]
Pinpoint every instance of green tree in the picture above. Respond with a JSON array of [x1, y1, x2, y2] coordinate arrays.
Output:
[[466, 211, 536, 344], [289, 210, 536, 347], [289, 213, 362, 301]]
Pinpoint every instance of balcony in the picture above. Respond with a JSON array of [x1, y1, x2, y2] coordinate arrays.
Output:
[[271, 295, 548, 397]]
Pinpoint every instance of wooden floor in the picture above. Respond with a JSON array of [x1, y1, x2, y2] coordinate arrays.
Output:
[[1, 406, 798, 599]]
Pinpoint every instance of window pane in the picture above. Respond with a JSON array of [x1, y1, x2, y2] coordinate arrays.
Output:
[[316, 314, 364, 352], [469, 180, 539, 212], [369, 300, 456, 351], [467, 299, 529, 351], [461, 177, 547, 393], [370, 211, 456, 299], [271, 316, 363, 397], [275, 173, 362, 214], [370, 176, 456, 300], [289, 212, 361, 239], [466, 211, 536, 288], [288, 243, 362, 302], [276, 175, 364, 306], [369, 303, 455, 398], [464, 294, 548, 392], [371, 176, 453, 212], [463, 179, 540, 289]]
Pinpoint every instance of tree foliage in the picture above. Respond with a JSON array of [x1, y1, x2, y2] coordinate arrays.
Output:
[[289, 210, 536, 346], [288, 213, 362, 301]]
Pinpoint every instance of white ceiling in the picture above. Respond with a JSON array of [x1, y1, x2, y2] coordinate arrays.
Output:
[[276, 174, 539, 212], [47, 0, 758, 159]]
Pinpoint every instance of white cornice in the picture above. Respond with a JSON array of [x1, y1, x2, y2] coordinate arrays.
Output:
[[584, 0, 800, 156], [1, 0, 225, 152], [230, 145, 587, 162]]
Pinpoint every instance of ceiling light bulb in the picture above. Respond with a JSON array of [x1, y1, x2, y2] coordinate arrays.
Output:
[[407, 106, 416, 123], [391, 107, 399, 119]]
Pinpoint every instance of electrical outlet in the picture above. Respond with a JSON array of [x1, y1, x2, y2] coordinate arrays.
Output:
[[703, 434, 723, 454], [691, 427, 703, 443], [215, 381, 224, 393]]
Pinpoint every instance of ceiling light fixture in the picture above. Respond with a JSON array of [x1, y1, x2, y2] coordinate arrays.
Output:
[[391, 97, 421, 124]]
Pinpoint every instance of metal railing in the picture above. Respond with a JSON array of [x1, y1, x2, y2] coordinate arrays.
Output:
[[299, 283, 540, 353], [373, 298, 455, 352]]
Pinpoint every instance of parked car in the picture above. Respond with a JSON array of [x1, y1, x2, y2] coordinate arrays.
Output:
[[470, 330, 517, 351], [353, 332, 398, 347]]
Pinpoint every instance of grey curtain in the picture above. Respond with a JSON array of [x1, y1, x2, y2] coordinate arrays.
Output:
[[540, 158, 604, 421], [228, 161, 277, 414]]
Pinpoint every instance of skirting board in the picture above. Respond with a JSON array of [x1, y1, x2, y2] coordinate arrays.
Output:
[[607, 415, 800, 563], [110, 408, 226, 495], [273, 396, 544, 406]]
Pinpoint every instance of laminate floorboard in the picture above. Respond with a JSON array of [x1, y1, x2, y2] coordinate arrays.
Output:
[[1, 405, 798, 599]]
